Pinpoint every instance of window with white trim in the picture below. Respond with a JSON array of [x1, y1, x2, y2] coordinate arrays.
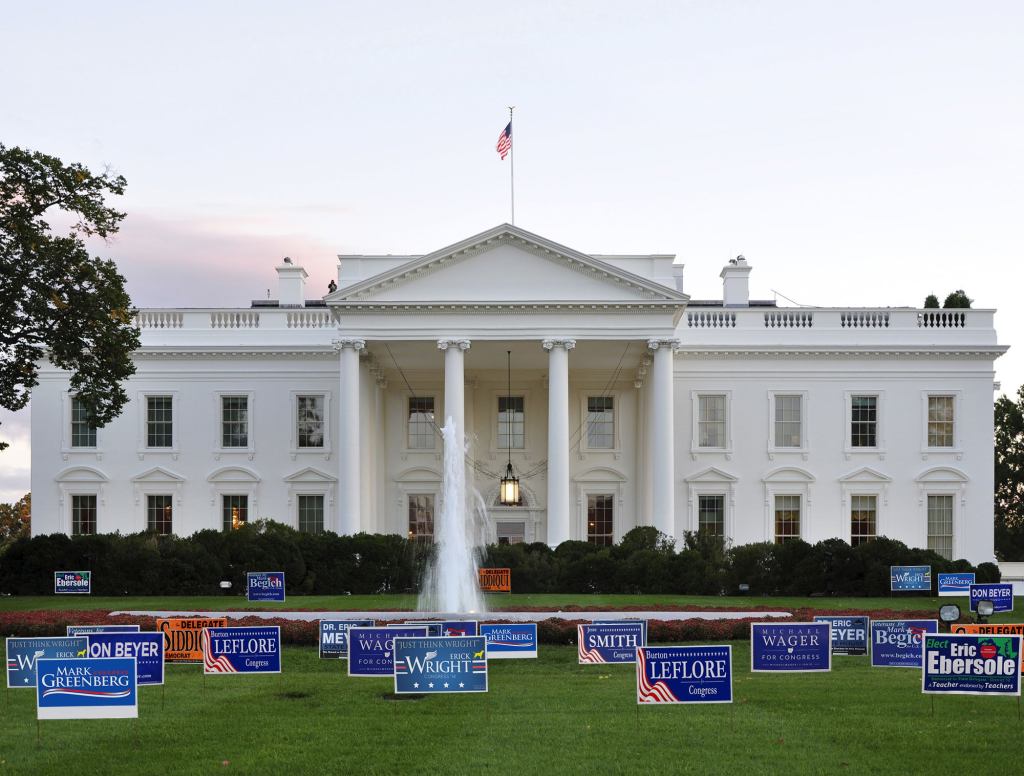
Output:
[[407, 397, 436, 449], [221, 396, 249, 448], [497, 521, 525, 545], [71, 398, 97, 448], [146, 396, 173, 448], [147, 494, 173, 535], [296, 395, 325, 448], [408, 493, 434, 544], [587, 494, 614, 546], [774, 395, 802, 448], [850, 494, 876, 547], [927, 396, 955, 448], [850, 395, 877, 448], [223, 495, 248, 531], [698, 494, 725, 536], [774, 495, 801, 544], [585, 396, 615, 449], [698, 395, 727, 448], [927, 494, 954, 560], [72, 494, 97, 536], [297, 494, 324, 534], [498, 396, 525, 450]]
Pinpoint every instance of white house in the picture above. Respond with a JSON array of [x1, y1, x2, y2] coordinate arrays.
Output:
[[30, 224, 1006, 562]]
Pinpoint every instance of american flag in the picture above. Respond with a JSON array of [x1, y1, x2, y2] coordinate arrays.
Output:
[[496, 122, 512, 160]]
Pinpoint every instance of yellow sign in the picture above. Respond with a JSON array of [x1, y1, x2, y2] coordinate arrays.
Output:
[[157, 617, 229, 662], [478, 568, 511, 593]]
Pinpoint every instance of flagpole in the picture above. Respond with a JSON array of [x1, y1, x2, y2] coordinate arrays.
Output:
[[508, 105, 515, 225]]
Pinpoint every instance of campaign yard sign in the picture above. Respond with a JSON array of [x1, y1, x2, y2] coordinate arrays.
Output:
[[636, 646, 733, 705], [36, 657, 137, 720], [348, 626, 428, 677], [604, 619, 649, 645], [480, 623, 538, 659], [970, 583, 1014, 613], [67, 625, 141, 636], [938, 572, 975, 597], [922, 634, 1021, 696], [6, 637, 88, 689], [54, 571, 91, 595], [157, 617, 229, 663], [319, 619, 375, 659], [953, 623, 1024, 636], [246, 571, 285, 602], [890, 565, 931, 592], [86, 632, 164, 685], [441, 620, 479, 637], [402, 621, 444, 637], [871, 620, 939, 668], [578, 622, 645, 664], [203, 626, 281, 674], [813, 616, 869, 656], [393, 636, 488, 694], [751, 623, 831, 672]]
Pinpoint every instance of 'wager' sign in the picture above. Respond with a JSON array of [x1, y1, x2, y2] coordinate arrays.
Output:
[[636, 646, 733, 705], [751, 623, 831, 672], [36, 657, 137, 720], [348, 626, 428, 677], [922, 634, 1021, 696], [393, 636, 488, 694], [203, 626, 281, 674]]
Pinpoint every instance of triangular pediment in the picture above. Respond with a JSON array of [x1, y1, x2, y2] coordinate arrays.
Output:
[[131, 466, 185, 483], [283, 467, 337, 483], [839, 467, 892, 484], [685, 467, 738, 483]]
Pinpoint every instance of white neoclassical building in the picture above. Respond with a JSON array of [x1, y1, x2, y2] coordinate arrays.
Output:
[[30, 224, 1006, 562]]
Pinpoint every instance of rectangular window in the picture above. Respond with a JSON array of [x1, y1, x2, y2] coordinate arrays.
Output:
[[223, 494, 248, 531], [586, 396, 615, 449], [297, 494, 324, 535], [146, 396, 173, 448], [927, 396, 955, 448], [147, 494, 173, 535], [408, 494, 435, 545], [774, 495, 801, 544], [498, 396, 525, 450], [697, 495, 725, 536], [587, 494, 614, 546], [774, 395, 802, 448], [221, 396, 249, 448], [850, 494, 876, 547], [698, 395, 726, 448], [70, 398, 97, 448], [296, 395, 325, 448], [71, 494, 97, 536], [407, 397, 436, 449], [850, 395, 877, 448], [497, 521, 526, 545], [927, 494, 954, 560]]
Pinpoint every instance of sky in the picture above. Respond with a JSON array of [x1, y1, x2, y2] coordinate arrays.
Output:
[[2, 1, 1022, 502]]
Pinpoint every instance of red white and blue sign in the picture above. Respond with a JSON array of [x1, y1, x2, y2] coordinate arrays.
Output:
[[970, 583, 1014, 613], [441, 620, 479, 637], [938, 572, 975, 597], [401, 621, 444, 636], [86, 632, 164, 686], [813, 616, 869, 656], [393, 636, 488, 694], [318, 619, 375, 659], [636, 646, 733, 704], [54, 571, 91, 595], [6, 637, 88, 689], [890, 565, 931, 592], [246, 571, 286, 602], [480, 623, 537, 659], [36, 657, 137, 719], [871, 620, 939, 668], [751, 623, 831, 672], [603, 619, 648, 644], [923, 634, 1021, 696], [67, 625, 141, 636], [348, 626, 428, 677], [578, 622, 645, 664], [203, 626, 281, 674]]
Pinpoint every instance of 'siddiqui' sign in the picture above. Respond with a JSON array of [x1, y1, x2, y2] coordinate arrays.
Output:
[[923, 634, 1021, 696], [157, 617, 229, 663], [636, 646, 733, 704]]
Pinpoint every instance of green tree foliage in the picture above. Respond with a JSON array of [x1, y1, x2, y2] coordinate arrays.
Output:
[[923, 294, 940, 308], [0, 145, 140, 450], [995, 387, 1024, 560], [943, 289, 973, 308], [0, 492, 30, 552]]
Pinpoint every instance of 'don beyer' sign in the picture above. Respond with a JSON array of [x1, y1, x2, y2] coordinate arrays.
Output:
[[938, 572, 975, 597], [480, 623, 537, 659], [348, 626, 428, 677], [813, 616, 869, 656], [923, 634, 1022, 696], [36, 657, 137, 720], [54, 571, 91, 595], [393, 636, 488, 694], [157, 617, 229, 663], [871, 620, 939, 668], [637, 646, 733, 705], [751, 623, 831, 672], [970, 583, 1014, 613], [478, 568, 511, 592], [203, 626, 281, 674], [318, 619, 375, 659], [87, 632, 165, 685], [6, 637, 88, 689], [246, 571, 286, 602], [578, 622, 645, 664], [890, 565, 931, 592]]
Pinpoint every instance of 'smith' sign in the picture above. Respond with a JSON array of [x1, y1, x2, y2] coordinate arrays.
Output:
[[86, 632, 165, 686], [938, 572, 975, 597], [813, 615, 869, 656], [871, 620, 939, 668], [751, 623, 831, 672], [54, 571, 91, 595], [157, 617, 229, 663], [246, 571, 286, 602], [6, 637, 88, 689], [890, 565, 931, 592], [578, 622, 645, 664], [348, 626, 428, 677], [480, 623, 537, 659], [637, 646, 733, 705], [36, 657, 137, 720], [478, 568, 511, 592], [970, 583, 1014, 613], [203, 626, 281, 674], [923, 634, 1021, 696], [393, 636, 488, 694], [318, 619, 374, 659]]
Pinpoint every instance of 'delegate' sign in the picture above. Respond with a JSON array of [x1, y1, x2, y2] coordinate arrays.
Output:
[[923, 634, 1021, 696], [952, 623, 1024, 636], [478, 568, 511, 592], [67, 625, 141, 636], [319, 619, 375, 659], [938, 572, 975, 597], [246, 572, 285, 602], [157, 617, 229, 663], [890, 565, 931, 592], [578, 622, 645, 664], [480, 623, 537, 659], [54, 571, 91, 595], [86, 632, 164, 686], [203, 626, 281, 674], [348, 626, 428, 677], [751, 623, 831, 672], [6, 637, 88, 689], [36, 657, 137, 720], [393, 636, 488, 694], [813, 616, 869, 656], [970, 584, 1014, 613], [637, 646, 733, 705], [871, 620, 939, 668]]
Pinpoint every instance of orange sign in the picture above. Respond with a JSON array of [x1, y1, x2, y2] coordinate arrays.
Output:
[[951, 623, 1024, 673], [478, 568, 511, 593], [157, 617, 229, 662]]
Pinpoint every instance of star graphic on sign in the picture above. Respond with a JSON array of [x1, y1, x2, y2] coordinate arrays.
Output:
[[413, 682, 419, 689], [428, 682, 434, 688], [459, 682, 465, 688], [443, 682, 449, 688]]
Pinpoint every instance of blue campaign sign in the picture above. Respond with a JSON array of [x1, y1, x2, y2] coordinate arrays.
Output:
[[318, 619, 375, 659], [751, 622, 831, 672], [393, 636, 488, 694], [938, 572, 976, 597], [402, 621, 444, 637], [578, 622, 645, 664], [246, 571, 286, 602], [813, 616, 869, 656], [637, 646, 733, 705], [6, 637, 88, 689], [86, 632, 164, 686], [441, 620, 478, 637], [923, 634, 1022, 696], [36, 657, 137, 720], [603, 619, 649, 645], [871, 620, 939, 667], [203, 626, 281, 674], [480, 623, 538, 659], [890, 565, 931, 592], [348, 626, 428, 677], [54, 570, 91, 595], [67, 625, 141, 636], [970, 583, 1014, 613]]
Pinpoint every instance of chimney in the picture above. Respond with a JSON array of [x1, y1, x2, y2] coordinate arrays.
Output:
[[720, 255, 751, 307], [276, 257, 307, 307], [672, 262, 685, 293]]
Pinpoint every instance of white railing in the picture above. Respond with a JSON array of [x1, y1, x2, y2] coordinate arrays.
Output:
[[136, 307, 338, 331], [135, 311, 183, 329], [686, 311, 736, 328], [286, 310, 333, 329]]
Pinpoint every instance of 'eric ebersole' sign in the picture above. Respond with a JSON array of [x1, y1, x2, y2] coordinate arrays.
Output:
[[923, 634, 1021, 696]]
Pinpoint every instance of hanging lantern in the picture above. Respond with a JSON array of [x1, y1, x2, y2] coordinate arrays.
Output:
[[498, 350, 520, 506]]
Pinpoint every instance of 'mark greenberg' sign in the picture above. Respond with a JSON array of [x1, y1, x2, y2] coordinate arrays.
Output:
[[890, 566, 931, 592], [751, 623, 831, 672], [480, 623, 537, 659], [246, 572, 285, 602], [923, 634, 1021, 696], [637, 646, 732, 704], [393, 636, 488, 694], [36, 657, 137, 720], [938, 572, 975, 597], [54, 571, 91, 595], [578, 623, 645, 664]]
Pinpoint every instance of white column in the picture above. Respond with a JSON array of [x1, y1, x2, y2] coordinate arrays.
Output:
[[438, 338, 471, 449], [335, 337, 365, 535], [648, 338, 679, 540], [543, 338, 575, 547]]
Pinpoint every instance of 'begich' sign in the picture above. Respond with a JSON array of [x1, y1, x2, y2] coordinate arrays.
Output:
[[637, 646, 733, 704], [246, 572, 285, 602], [923, 634, 1021, 696], [871, 620, 939, 668]]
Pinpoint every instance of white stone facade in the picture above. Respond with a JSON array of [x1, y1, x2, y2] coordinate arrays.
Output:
[[30, 225, 1006, 562]]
